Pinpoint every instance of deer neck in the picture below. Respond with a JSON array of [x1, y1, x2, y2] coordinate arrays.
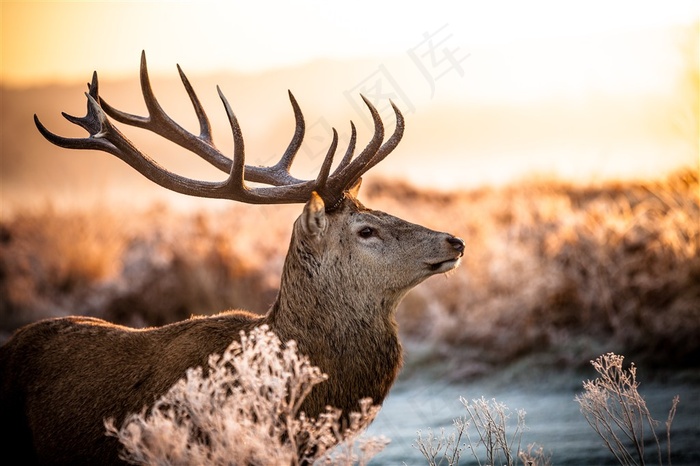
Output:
[[270, 269, 402, 342], [267, 244, 404, 411], [267, 237, 404, 348]]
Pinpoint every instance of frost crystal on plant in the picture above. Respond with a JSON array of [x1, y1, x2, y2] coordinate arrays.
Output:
[[105, 325, 385, 465]]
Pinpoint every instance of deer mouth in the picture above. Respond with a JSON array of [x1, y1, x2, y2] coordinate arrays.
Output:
[[427, 257, 461, 273]]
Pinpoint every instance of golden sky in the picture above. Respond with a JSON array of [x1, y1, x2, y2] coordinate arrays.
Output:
[[2, 1, 698, 196], [2, 1, 697, 87]]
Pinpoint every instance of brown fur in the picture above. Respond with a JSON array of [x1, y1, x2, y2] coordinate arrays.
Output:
[[0, 191, 464, 465]]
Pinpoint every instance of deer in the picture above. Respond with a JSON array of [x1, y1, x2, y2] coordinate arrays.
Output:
[[0, 52, 465, 465]]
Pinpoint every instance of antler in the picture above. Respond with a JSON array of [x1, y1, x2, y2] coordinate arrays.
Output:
[[33, 51, 404, 207]]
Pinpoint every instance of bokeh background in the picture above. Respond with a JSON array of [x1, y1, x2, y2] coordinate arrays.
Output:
[[2, 1, 699, 464], [3, 1, 697, 204]]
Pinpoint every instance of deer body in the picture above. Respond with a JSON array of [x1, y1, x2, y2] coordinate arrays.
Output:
[[0, 53, 464, 464]]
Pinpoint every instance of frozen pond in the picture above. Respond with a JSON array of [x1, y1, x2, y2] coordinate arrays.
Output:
[[366, 366, 700, 465]]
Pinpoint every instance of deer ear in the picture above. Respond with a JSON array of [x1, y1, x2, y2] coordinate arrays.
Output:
[[302, 192, 328, 236], [346, 178, 362, 199]]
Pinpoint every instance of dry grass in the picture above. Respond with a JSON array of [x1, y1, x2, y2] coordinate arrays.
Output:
[[413, 396, 544, 466], [415, 352, 679, 466], [2, 169, 698, 374], [376, 169, 700, 374], [0, 202, 293, 338], [575, 353, 679, 466], [0, 205, 127, 331]]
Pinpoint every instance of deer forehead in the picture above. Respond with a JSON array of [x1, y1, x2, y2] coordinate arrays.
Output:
[[343, 209, 400, 229]]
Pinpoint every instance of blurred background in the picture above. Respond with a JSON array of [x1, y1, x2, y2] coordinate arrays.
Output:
[[2, 1, 699, 464], [2, 1, 697, 206]]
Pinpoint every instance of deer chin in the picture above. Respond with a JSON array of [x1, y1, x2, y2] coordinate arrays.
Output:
[[426, 257, 461, 274]]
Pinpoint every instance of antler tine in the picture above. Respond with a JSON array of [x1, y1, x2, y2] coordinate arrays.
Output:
[[338, 121, 357, 169], [35, 79, 307, 203], [319, 96, 383, 201], [243, 91, 307, 186], [315, 98, 404, 208], [176, 63, 214, 145], [216, 84, 339, 201], [33, 112, 117, 155], [99, 51, 233, 173], [274, 91, 305, 174], [215, 85, 246, 192], [364, 100, 404, 173], [101, 52, 310, 188], [82, 92, 230, 199], [34, 72, 119, 156], [215, 88, 326, 203], [96, 90, 317, 204], [313, 128, 339, 193]]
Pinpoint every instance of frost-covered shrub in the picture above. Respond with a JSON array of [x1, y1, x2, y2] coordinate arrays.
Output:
[[105, 325, 387, 465]]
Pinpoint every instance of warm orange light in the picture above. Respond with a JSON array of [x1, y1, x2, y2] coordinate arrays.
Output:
[[3, 1, 697, 87], [2, 1, 697, 197]]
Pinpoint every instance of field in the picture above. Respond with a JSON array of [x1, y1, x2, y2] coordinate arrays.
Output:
[[2, 168, 698, 378], [2, 7, 698, 464]]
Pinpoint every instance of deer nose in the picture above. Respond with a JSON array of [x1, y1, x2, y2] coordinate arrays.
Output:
[[447, 236, 465, 255]]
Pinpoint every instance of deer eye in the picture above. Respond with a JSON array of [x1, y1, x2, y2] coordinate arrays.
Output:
[[358, 227, 375, 238]]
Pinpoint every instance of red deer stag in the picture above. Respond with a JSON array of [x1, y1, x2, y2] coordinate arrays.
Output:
[[0, 52, 464, 465]]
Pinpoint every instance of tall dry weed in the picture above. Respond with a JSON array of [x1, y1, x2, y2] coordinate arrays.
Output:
[[413, 396, 550, 466], [575, 352, 679, 466]]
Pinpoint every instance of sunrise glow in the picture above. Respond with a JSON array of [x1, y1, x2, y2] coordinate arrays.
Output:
[[2, 1, 697, 87], [1, 1, 698, 197]]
